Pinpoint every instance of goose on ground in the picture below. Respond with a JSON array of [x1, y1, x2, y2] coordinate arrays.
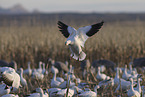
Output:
[[36, 61, 43, 73], [64, 65, 76, 81], [0, 67, 21, 92], [114, 67, 135, 92], [122, 65, 131, 80], [134, 75, 142, 94], [51, 65, 64, 83], [78, 85, 100, 97], [23, 62, 32, 76], [96, 67, 110, 80], [25, 88, 48, 97], [31, 69, 44, 80], [1, 94, 19, 97], [50, 66, 61, 88], [19, 68, 27, 87], [58, 21, 104, 61], [127, 78, 140, 97]]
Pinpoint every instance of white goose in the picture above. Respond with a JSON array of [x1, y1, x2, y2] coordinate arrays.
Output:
[[96, 67, 110, 80], [134, 75, 142, 94], [31, 69, 44, 80], [48, 88, 61, 97], [114, 67, 135, 92], [0, 67, 21, 92], [25, 88, 48, 97], [19, 68, 27, 87], [55, 88, 74, 97], [36, 61, 43, 73], [50, 66, 61, 88], [78, 85, 100, 97], [51, 66, 64, 83], [23, 62, 32, 76], [127, 78, 140, 97], [122, 65, 131, 80], [58, 21, 104, 61], [1, 94, 19, 97]]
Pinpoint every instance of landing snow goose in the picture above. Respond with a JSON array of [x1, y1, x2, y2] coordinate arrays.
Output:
[[58, 21, 104, 61], [127, 78, 140, 97], [55, 88, 74, 97]]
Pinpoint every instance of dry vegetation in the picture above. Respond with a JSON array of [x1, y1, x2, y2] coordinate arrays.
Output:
[[0, 14, 145, 96]]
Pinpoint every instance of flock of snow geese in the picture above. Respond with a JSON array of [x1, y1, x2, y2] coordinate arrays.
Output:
[[0, 21, 145, 97], [0, 57, 145, 97]]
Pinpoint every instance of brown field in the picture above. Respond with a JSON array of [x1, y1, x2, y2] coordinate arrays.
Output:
[[0, 14, 145, 96]]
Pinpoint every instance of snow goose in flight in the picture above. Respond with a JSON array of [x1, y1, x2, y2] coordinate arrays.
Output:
[[58, 21, 104, 61]]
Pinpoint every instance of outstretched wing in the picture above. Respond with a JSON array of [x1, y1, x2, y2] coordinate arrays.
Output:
[[84, 21, 104, 37], [77, 21, 104, 47], [57, 21, 76, 38]]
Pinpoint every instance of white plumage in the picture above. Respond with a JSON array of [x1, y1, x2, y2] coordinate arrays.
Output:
[[58, 21, 104, 61]]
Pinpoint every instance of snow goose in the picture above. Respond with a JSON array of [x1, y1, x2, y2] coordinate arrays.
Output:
[[127, 78, 140, 97], [58, 21, 104, 61], [31, 69, 44, 80], [50, 66, 61, 88], [96, 66, 110, 80], [78, 85, 100, 97], [36, 61, 43, 73], [55, 88, 74, 97], [122, 65, 131, 80], [25, 88, 48, 97], [64, 65, 76, 81], [114, 67, 135, 92], [1, 94, 19, 97], [0, 67, 21, 92], [0, 85, 10, 96], [134, 74, 142, 94], [48, 88, 61, 97], [51, 65, 64, 83], [23, 62, 32, 76], [19, 68, 27, 87]]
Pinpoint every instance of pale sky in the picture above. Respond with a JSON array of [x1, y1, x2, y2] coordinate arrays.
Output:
[[0, 0, 145, 13]]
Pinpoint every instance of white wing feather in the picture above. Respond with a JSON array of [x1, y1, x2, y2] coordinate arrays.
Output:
[[77, 26, 91, 47]]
